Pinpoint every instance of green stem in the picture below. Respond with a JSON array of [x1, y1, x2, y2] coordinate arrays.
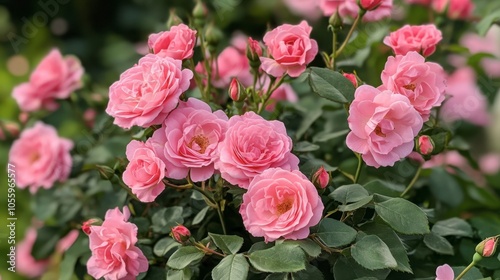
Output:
[[256, 76, 284, 114], [354, 153, 362, 183], [335, 11, 364, 58], [455, 261, 475, 280], [216, 202, 227, 235], [330, 28, 337, 70], [192, 184, 216, 205], [400, 166, 422, 197]]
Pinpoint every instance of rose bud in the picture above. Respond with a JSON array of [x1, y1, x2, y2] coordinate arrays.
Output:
[[246, 37, 263, 62], [81, 218, 102, 235], [312, 166, 330, 189], [476, 236, 499, 258], [343, 73, 358, 88], [417, 135, 434, 155], [360, 0, 383, 11], [229, 78, 245, 102], [166, 8, 183, 29], [171, 225, 191, 244]]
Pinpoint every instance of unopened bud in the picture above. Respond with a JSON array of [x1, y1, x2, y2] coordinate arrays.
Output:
[[171, 225, 191, 244], [343, 73, 358, 88], [96, 165, 115, 181], [312, 166, 330, 189], [81, 218, 102, 235], [193, 1, 208, 27], [166, 9, 183, 29], [359, 0, 383, 11], [476, 236, 499, 258], [328, 12, 343, 29], [246, 37, 263, 61], [229, 78, 245, 101], [417, 135, 434, 155], [205, 24, 223, 52], [0, 122, 20, 140]]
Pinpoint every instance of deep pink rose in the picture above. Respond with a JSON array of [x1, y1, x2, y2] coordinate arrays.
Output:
[[283, 0, 322, 20], [148, 23, 197, 60], [346, 85, 423, 168], [9, 122, 73, 193], [312, 166, 329, 189], [380, 51, 446, 120], [440, 67, 489, 126], [106, 54, 193, 129], [87, 207, 148, 280], [435, 264, 454, 280], [150, 98, 228, 182], [12, 49, 83, 112], [239, 168, 324, 242], [383, 24, 443, 57], [123, 139, 166, 202], [360, 0, 383, 10], [433, 0, 474, 19], [171, 225, 191, 244], [343, 73, 358, 87], [215, 112, 299, 188], [260, 21, 318, 77]]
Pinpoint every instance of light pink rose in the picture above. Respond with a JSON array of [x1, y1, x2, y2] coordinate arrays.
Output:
[[435, 264, 454, 280], [479, 154, 500, 175], [106, 54, 193, 129], [148, 23, 197, 60], [440, 67, 489, 126], [383, 24, 443, 57], [150, 98, 228, 182], [432, 0, 474, 20], [457, 26, 500, 78], [320, 0, 346, 16], [405, 0, 431, 5], [283, 0, 322, 20], [12, 49, 83, 112], [123, 140, 166, 202], [87, 207, 148, 280], [380, 51, 446, 120], [239, 168, 324, 242], [361, 0, 393, 21], [215, 112, 299, 188], [9, 122, 73, 193], [329, 0, 392, 22], [346, 85, 423, 168], [260, 21, 318, 77]]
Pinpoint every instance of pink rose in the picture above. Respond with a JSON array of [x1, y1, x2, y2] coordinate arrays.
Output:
[[150, 98, 228, 182], [215, 112, 299, 188], [418, 135, 434, 155], [12, 49, 83, 112], [383, 24, 443, 57], [346, 85, 423, 168], [9, 122, 73, 193], [440, 67, 489, 126], [87, 207, 148, 280], [312, 166, 329, 189], [360, 0, 383, 10], [260, 21, 318, 77], [435, 264, 454, 280], [239, 168, 324, 242], [330, 0, 392, 22], [432, 0, 474, 19], [171, 225, 191, 244], [479, 154, 500, 175], [361, 0, 393, 21], [343, 73, 358, 87], [457, 26, 500, 78], [106, 54, 193, 129], [320, 0, 347, 16], [123, 139, 166, 202], [148, 23, 197, 60], [380, 51, 446, 120], [283, 0, 322, 20]]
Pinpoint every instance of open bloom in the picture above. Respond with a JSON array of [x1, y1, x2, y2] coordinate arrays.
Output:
[[123, 139, 166, 202], [346, 85, 423, 168], [215, 112, 299, 188], [383, 24, 443, 57], [380, 51, 446, 120], [106, 54, 193, 129], [87, 207, 148, 280], [12, 49, 83, 112], [435, 264, 454, 280], [148, 23, 197, 60], [151, 98, 228, 182], [9, 122, 73, 193], [260, 21, 318, 77], [239, 168, 324, 242]]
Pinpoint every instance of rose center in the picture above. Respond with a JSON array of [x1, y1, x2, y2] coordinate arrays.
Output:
[[276, 197, 294, 215], [30, 153, 40, 163], [403, 83, 416, 91], [374, 126, 386, 137], [188, 134, 210, 154]]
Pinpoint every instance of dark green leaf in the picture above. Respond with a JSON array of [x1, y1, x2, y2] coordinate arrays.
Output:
[[308, 67, 355, 104], [167, 246, 204, 269], [151, 207, 184, 234], [351, 235, 397, 270], [338, 196, 373, 212], [248, 243, 306, 273], [212, 254, 249, 280], [32, 226, 62, 260], [153, 237, 180, 257], [294, 141, 320, 152], [208, 233, 244, 255], [192, 206, 210, 225], [423, 232, 454, 255], [296, 108, 323, 140], [428, 168, 463, 207], [451, 266, 484, 280], [330, 184, 370, 204], [333, 255, 390, 280], [315, 218, 357, 247], [60, 233, 89, 280], [432, 218, 473, 238], [312, 129, 350, 143], [166, 268, 193, 280], [374, 198, 429, 235], [284, 239, 322, 258], [364, 180, 405, 198], [142, 267, 166, 280], [290, 263, 325, 279]]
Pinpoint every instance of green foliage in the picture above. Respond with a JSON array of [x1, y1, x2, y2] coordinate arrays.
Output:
[[248, 243, 307, 273], [167, 246, 205, 270], [212, 254, 249, 280], [351, 235, 398, 270], [208, 233, 244, 255], [374, 197, 430, 235], [315, 218, 357, 247], [307, 67, 355, 104]]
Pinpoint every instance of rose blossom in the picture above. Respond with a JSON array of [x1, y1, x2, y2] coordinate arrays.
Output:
[[260, 20, 318, 78], [106, 54, 193, 129], [87, 207, 148, 280], [148, 23, 197, 60], [171, 225, 191, 244], [150, 98, 228, 182], [380, 51, 446, 120], [123, 139, 166, 202], [346, 85, 423, 168], [360, 0, 383, 11], [383, 24, 443, 57], [239, 168, 324, 242], [432, 0, 474, 20], [327, 0, 393, 22], [9, 122, 73, 193], [215, 112, 299, 188], [435, 264, 454, 280], [320, 0, 346, 16], [283, 0, 322, 20], [12, 48, 83, 112]]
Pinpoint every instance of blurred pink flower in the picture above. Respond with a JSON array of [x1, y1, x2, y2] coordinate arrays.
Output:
[[479, 154, 500, 175], [432, 0, 474, 20], [148, 23, 197, 60], [328, 0, 392, 22], [457, 26, 500, 78], [284, 0, 322, 20], [405, 0, 431, 5], [383, 24, 443, 57], [435, 264, 454, 280], [239, 168, 324, 242], [16, 228, 50, 278], [423, 150, 485, 186]]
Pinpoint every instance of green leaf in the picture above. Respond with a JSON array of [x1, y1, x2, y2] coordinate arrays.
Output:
[[192, 206, 210, 225], [60, 233, 89, 280], [351, 235, 397, 270], [330, 184, 370, 204], [296, 108, 323, 140], [153, 237, 180, 257], [248, 243, 306, 273], [364, 180, 405, 198], [312, 129, 350, 143], [294, 141, 320, 152], [333, 255, 390, 280], [432, 218, 473, 238], [361, 223, 412, 273], [151, 207, 184, 234], [32, 226, 62, 260], [315, 218, 357, 247], [374, 198, 429, 235], [290, 263, 325, 279], [477, 10, 500, 35], [142, 267, 166, 280], [423, 232, 454, 255], [208, 233, 244, 255], [166, 268, 193, 280], [284, 239, 322, 258], [338, 196, 373, 212], [212, 254, 249, 280], [167, 246, 204, 269], [308, 67, 355, 104], [428, 168, 463, 207]]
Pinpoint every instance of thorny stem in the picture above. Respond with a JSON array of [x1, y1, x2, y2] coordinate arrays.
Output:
[[400, 166, 422, 198]]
